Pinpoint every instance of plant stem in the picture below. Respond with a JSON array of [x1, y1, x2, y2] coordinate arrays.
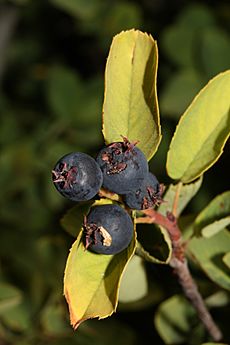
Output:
[[137, 209, 223, 342], [170, 257, 223, 342]]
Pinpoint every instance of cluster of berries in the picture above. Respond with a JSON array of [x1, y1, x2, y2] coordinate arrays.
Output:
[[52, 138, 162, 255]]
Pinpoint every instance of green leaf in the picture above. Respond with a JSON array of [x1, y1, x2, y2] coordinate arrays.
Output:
[[201, 218, 230, 238], [102, 29, 161, 160], [223, 252, 230, 270], [1, 301, 31, 332], [177, 4, 214, 29], [200, 27, 230, 79], [64, 230, 136, 328], [205, 291, 229, 308], [47, 65, 82, 121], [118, 255, 147, 303], [61, 201, 94, 237], [188, 229, 230, 290], [41, 298, 69, 336], [136, 224, 172, 264], [161, 27, 196, 68], [194, 191, 230, 237], [0, 282, 22, 314], [154, 295, 202, 344], [50, 0, 101, 20], [161, 4, 214, 68], [158, 177, 202, 217], [160, 69, 204, 118], [167, 70, 230, 182]]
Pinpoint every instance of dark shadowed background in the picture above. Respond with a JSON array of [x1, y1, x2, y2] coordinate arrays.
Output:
[[0, 0, 229, 344]]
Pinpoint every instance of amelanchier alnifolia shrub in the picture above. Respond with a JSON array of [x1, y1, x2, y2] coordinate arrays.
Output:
[[52, 138, 163, 254]]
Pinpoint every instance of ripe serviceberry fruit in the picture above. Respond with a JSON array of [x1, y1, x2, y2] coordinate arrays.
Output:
[[96, 137, 148, 194], [84, 204, 133, 255], [124, 172, 163, 210], [52, 152, 103, 201]]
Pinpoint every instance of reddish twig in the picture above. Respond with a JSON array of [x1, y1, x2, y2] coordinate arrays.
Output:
[[137, 209, 223, 342]]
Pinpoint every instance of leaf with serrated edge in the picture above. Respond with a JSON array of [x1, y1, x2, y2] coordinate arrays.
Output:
[[167, 70, 230, 182], [64, 230, 136, 329], [194, 191, 230, 237], [102, 29, 161, 160], [158, 177, 202, 217]]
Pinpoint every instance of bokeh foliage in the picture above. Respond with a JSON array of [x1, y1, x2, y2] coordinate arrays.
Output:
[[0, 0, 229, 344]]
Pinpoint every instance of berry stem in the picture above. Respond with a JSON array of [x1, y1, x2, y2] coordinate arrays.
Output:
[[98, 188, 122, 202], [136, 209, 223, 342]]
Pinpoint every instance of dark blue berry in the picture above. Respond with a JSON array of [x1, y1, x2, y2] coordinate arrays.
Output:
[[124, 172, 163, 210], [52, 152, 103, 201], [84, 204, 133, 255], [96, 138, 148, 194]]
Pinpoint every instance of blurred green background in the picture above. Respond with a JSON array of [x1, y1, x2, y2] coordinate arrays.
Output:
[[0, 0, 229, 344]]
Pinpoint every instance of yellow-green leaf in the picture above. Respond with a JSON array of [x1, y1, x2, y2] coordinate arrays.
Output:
[[167, 70, 230, 182], [118, 255, 148, 303], [223, 252, 230, 270], [64, 230, 136, 329], [205, 291, 229, 308], [194, 191, 230, 237], [102, 29, 161, 160], [158, 177, 202, 217], [188, 229, 230, 290], [0, 283, 22, 314], [201, 218, 230, 237]]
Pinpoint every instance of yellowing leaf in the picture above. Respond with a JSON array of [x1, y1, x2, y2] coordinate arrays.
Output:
[[102, 29, 161, 160], [64, 230, 136, 329], [167, 70, 230, 182]]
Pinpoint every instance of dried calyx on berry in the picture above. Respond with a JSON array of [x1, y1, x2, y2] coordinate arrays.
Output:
[[124, 172, 164, 210], [52, 152, 103, 201], [96, 137, 148, 195], [84, 204, 133, 255]]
